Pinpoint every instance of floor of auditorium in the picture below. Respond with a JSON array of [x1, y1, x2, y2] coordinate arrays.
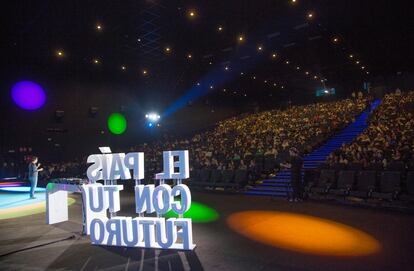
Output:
[[1, 192, 414, 271]]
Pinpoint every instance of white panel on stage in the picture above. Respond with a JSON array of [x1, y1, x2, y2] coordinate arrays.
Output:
[[46, 189, 68, 224]]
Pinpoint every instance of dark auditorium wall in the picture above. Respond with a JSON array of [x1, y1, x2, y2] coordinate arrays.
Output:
[[0, 78, 240, 161]]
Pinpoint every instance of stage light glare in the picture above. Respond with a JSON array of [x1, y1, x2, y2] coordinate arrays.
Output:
[[257, 45, 263, 51], [96, 24, 102, 31], [165, 46, 171, 53], [349, 54, 354, 58], [296, 66, 300, 70], [238, 35, 245, 42], [307, 12, 314, 19], [107, 113, 127, 135], [145, 113, 161, 122], [227, 211, 381, 256], [11, 81, 46, 110], [356, 60, 360, 64], [218, 26, 223, 31], [142, 69, 148, 75], [224, 66, 229, 71], [305, 71, 309, 75], [187, 9, 197, 19], [56, 50, 65, 58], [285, 60, 290, 64], [121, 65, 126, 70], [272, 53, 277, 58], [93, 58, 100, 64], [187, 54, 192, 59]]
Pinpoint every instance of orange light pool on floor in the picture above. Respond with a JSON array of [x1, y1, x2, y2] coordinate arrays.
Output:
[[227, 211, 381, 256]]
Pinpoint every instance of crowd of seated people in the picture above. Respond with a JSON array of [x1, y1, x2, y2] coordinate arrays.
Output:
[[0, 159, 85, 181], [2, 97, 368, 183], [325, 92, 414, 171], [132, 98, 368, 181], [41, 160, 86, 179]]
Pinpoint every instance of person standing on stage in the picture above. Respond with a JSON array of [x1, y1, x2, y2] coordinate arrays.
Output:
[[281, 147, 304, 202], [28, 156, 43, 199]]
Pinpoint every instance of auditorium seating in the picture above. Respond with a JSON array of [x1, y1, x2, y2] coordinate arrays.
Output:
[[349, 170, 377, 199], [307, 169, 336, 196], [400, 171, 414, 202], [305, 167, 414, 209], [328, 170, 356, 197], [189, 169, 248, 191], [371, 171, 402, 200]]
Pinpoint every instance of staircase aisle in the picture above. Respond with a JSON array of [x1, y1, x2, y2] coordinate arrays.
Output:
[[242, 100, 381, 197]]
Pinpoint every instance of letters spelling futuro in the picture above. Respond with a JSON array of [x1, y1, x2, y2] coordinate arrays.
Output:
[[82, 150, 196, 250]]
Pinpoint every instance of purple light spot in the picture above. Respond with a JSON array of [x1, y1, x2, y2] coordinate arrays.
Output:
[[11, 81, 46, 110]]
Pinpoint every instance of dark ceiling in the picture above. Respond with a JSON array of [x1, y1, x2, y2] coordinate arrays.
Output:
[[3, 0, 413, 99]]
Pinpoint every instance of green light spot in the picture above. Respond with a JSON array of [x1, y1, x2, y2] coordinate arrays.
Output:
[[108, 113, 127, 135], [164, 201, 219, 223], [46, 183, 54, 190]]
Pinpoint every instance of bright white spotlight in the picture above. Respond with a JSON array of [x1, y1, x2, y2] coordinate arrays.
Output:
[[145, 113, 161, 122]]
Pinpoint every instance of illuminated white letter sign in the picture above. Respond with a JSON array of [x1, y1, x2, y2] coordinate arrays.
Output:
[[46, 149, 195, 250]]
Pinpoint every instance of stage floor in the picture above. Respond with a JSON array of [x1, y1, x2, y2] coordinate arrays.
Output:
[[0, 191, 414, 271]]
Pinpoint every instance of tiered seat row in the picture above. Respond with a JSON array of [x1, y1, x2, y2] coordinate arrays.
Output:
[[306, 169, 414, 206], [188, 169, 249, 191]]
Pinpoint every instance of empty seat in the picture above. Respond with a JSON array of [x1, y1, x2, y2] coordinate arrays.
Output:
[[329, 170, 356, 196], [303, 169, 319, 188], [191, 169, 211, 187], [400, 171, 414, 202], [310, 169, 336, 194], [386, 161, 405, 171], [215, 170, 235, 188], [349, 170, 377, 198], [209, 170, 223, 185], [347, 163, 363, 171], [199, 169, 212, 184], [263, 156, 276, 172], [371, 171, 402, 200], [331, 163, 347, 171], [234, 170, 248, 187], [365, 162, 383, 171], [188, 169, 200, 186]]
